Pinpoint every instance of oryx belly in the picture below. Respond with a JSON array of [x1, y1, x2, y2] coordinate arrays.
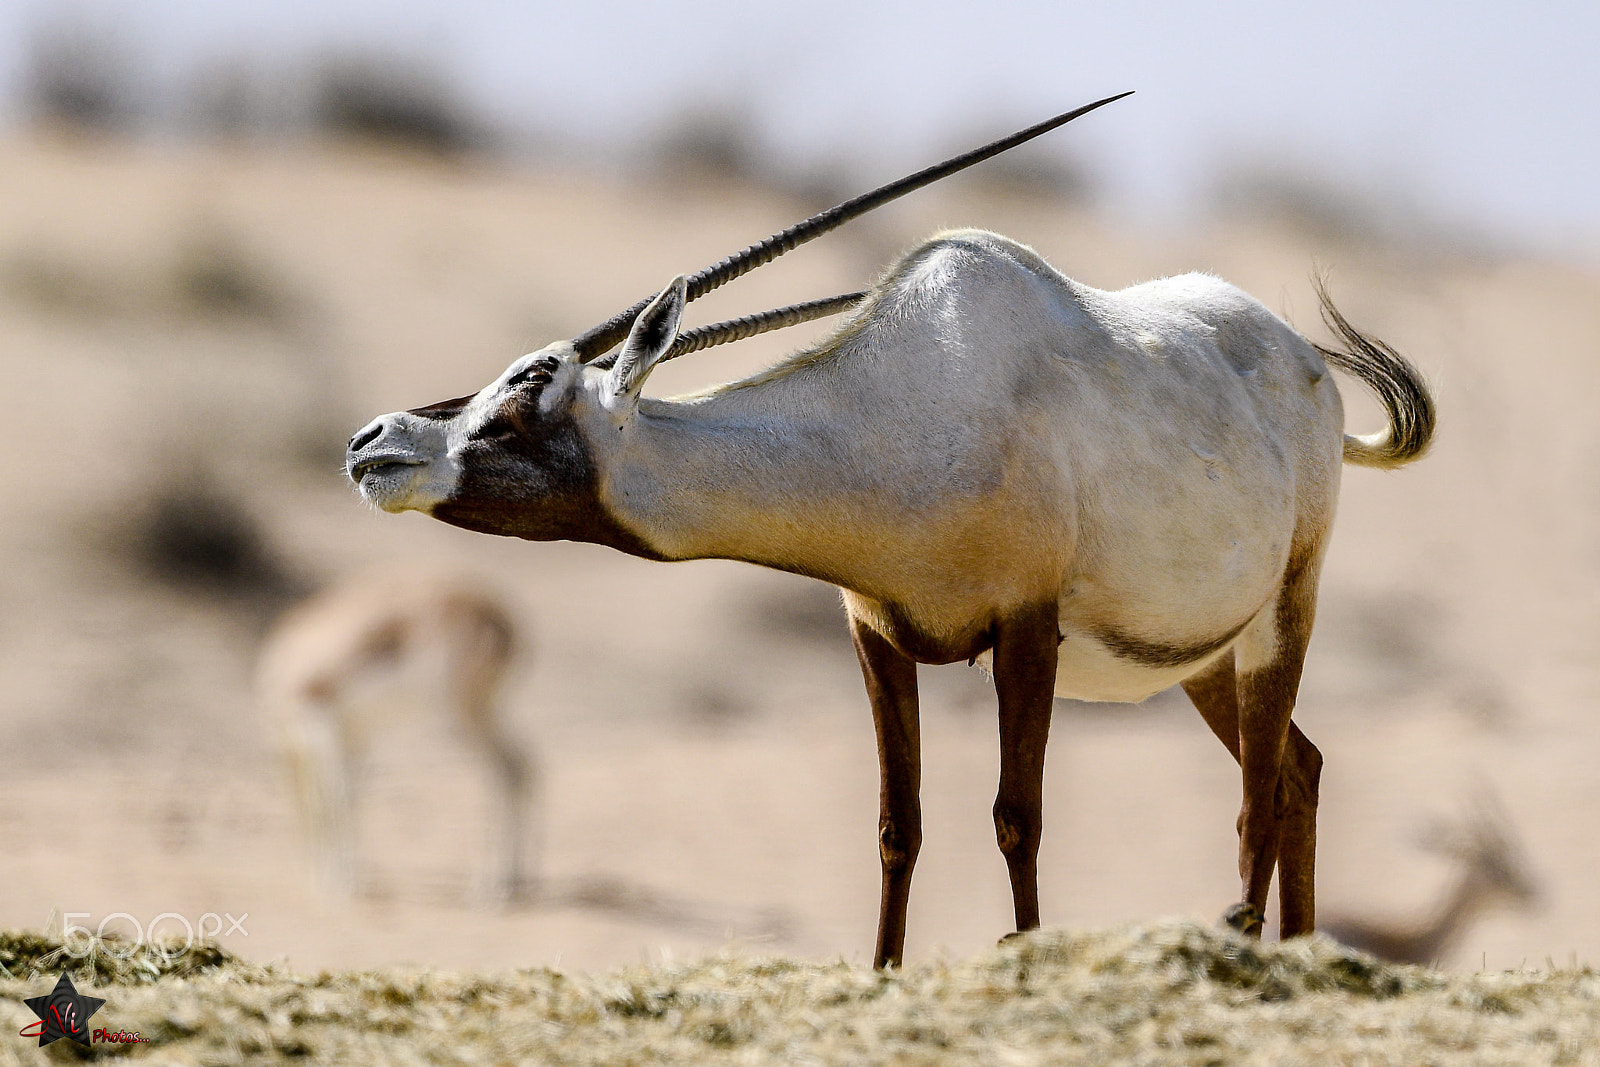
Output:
[[971, 628, 1245, 704], [1029, 431, 1296, 703]]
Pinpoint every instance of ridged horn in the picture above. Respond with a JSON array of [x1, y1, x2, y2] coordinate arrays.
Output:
[[571, 90, 1134, 361], [662, 290, 869, 363]]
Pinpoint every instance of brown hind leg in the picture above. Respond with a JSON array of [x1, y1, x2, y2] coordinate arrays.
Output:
[[1182, 583, 1323, 939], [1274, 725, 1322, 937], [1241, 553, 1323, 938]]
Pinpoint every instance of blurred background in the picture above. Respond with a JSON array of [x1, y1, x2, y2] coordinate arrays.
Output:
[[0, 0, 1595, 975]]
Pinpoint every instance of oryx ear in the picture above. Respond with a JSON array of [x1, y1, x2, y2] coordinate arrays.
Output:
[[603, 275, 686, 412]]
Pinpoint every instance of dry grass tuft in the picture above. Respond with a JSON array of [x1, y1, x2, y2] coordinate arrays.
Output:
[[0, 928, 253, 987], [3, 921, 1598, 1063]]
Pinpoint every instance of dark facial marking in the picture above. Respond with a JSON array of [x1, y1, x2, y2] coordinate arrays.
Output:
[[428, 395, 664, 560], [409, 353, 561, 422]]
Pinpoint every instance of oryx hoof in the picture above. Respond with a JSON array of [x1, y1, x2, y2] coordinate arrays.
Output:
[[1220, 901, 1265, 938]]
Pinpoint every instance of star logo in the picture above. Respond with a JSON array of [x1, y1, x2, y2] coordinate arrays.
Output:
[[21, 974, 105, 1047]]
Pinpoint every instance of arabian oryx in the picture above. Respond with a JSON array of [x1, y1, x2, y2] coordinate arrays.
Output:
[[346, 92, 1436, 968]]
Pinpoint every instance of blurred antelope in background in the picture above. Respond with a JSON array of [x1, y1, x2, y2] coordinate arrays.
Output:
[[344, 92, 1436, 967], [256, 570, 535, 904], [1323, 796, 1541, 966]]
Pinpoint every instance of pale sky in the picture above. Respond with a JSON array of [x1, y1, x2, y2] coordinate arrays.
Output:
[[2, 0, 1596, 259]]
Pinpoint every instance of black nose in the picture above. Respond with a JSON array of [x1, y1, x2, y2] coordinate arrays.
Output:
[[349, 423, 384, 452]]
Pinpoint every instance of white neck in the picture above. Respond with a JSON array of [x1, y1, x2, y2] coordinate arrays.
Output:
[[600, 383, 881, 586]]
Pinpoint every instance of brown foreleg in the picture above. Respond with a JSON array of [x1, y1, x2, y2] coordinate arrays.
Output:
[[850, 614, 922, 970], [990, 601, 1062, 936]]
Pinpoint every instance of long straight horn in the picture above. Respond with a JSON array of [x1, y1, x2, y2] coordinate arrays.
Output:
[[571, 90, 1134, 361], [663, 290, 869, 363]]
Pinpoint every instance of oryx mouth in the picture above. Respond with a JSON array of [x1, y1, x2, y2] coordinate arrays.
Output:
[[349, 455, 424, 483]]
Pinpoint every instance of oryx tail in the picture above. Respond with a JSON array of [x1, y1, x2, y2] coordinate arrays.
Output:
[[1314, 278, 1437, 469]]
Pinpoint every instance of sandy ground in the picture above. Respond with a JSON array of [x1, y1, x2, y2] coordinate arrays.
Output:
[[1, 131, 1596, 979]]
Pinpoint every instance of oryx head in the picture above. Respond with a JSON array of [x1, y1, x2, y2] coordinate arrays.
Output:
[[343, 276, 695, 549]]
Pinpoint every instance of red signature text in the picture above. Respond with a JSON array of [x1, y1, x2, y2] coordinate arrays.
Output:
[[94, 1029, 148, 1044]]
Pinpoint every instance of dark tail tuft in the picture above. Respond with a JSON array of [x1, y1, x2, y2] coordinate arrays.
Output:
[[1312, 276, 1436, 468]]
